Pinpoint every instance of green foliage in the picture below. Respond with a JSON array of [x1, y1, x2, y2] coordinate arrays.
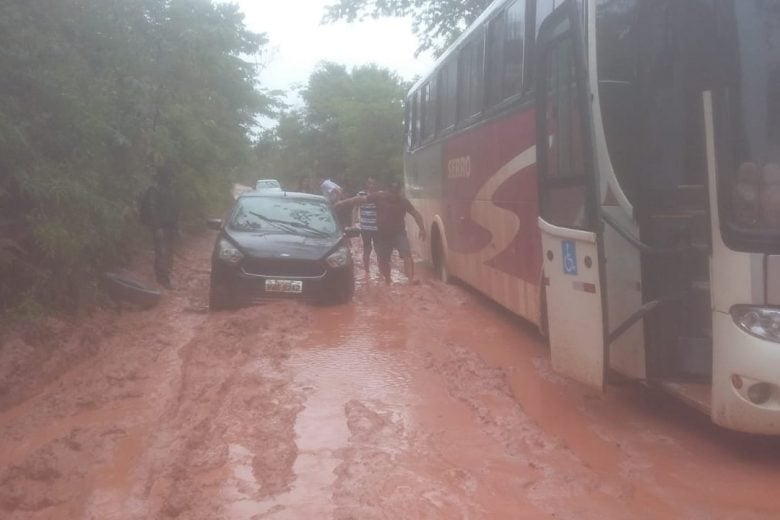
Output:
[[0, 0, 276, 311], [322, 0, 493, 57], [256, 63, 408, 193]]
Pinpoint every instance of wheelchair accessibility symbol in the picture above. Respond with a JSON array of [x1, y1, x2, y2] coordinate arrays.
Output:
[[562, 240, 577, 275]]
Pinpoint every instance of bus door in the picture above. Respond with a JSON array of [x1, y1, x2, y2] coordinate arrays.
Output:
[[535, 0, 608, 391]]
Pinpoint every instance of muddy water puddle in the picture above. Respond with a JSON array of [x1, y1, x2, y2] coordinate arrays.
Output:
[[254, 277, 780, 519], [234, 308, 416, 518]]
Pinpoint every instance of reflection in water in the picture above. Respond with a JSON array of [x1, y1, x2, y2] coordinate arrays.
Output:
[[236, 320, 414, 518]]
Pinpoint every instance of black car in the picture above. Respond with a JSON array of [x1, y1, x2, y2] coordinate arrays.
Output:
[[207, 192, 357, 309]]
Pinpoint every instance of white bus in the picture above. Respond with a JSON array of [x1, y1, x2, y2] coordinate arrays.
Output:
[[404, 0, 780, 433]]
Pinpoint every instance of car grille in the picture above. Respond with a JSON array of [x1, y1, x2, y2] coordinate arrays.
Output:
[[242, 258, 325, 278]]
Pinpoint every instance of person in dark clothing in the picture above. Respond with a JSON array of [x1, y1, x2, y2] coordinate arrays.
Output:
[[336, 179, 425, 284], [139, 166, 178, 288]]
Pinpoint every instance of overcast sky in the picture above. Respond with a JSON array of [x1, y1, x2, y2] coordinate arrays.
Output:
[[232, 0, 435, 106]]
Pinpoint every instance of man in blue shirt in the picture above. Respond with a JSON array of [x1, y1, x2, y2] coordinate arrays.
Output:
[[356, 177, 378, 274]]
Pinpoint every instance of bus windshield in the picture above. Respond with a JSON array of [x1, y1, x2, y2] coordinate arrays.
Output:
[[723, 1, 780, 241]]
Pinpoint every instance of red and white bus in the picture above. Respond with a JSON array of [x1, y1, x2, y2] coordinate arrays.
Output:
[[404, 0, 780, 433]]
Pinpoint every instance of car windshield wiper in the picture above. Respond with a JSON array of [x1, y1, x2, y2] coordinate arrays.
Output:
[[248, 211, 297, 232], [277, 220, 332, 237], [249, 212, 331, 237]]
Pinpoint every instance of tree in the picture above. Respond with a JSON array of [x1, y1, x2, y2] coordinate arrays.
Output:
[[322, 0, 492, 56], [0, 0, 277, 312], [255, 63, 408, 193]]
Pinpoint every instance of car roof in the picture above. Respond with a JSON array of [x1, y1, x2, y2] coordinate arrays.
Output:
[[238, 191, 326, 202]]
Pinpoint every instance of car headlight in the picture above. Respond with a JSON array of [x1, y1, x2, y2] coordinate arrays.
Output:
[[325, 246, 349, 268], [217, 238, 243, 264], [731, 305, 780, 343]]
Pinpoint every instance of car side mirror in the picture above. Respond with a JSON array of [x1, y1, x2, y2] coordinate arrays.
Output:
[[344, 226, 360, 238], [207, 218, 223, 230]]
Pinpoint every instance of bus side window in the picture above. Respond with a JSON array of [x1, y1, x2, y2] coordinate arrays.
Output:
[[486, 11, 507, 107], [411, 91, 420, 149], [458, 31, 486, 122], [536, 0, 556, 36], [428, 78, 438, 139], [503, 0, 526, 99], [596, 0, 641, 203], [542, 35, 590, 230], [438, 59, 458, 132], [420, 81, 435, 142], [404, 96, 413, 150], [526, 0, 557, 93]]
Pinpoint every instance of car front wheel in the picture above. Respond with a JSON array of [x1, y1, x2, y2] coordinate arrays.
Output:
[[208, 277, 232, 311], [328, 273, 354, 305]]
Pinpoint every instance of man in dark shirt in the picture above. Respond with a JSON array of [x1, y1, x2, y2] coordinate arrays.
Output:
[[140, 165, 178, 288], [337, 179, 425, 284]]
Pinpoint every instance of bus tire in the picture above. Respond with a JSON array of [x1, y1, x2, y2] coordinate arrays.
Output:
[[431, 226, 450, 283]]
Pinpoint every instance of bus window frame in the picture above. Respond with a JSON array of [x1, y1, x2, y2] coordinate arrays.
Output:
[[405, 0, 552, 150], [457, 28, 487, 126], [535, 0, 599, 233], [411, 90, 421, 149], [502, 0, 527, 100], [420, 80, 437, 145], [437, 62, 457, 136], [485, 8, 507, 109]]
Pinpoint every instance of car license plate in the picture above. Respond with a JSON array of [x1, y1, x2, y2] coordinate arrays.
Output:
[[265, 279, 303, 294]]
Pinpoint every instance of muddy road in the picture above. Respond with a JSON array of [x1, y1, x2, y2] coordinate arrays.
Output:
[[2, 232, 780, 519]]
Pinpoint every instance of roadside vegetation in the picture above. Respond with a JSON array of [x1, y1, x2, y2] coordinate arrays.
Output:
[[0, 0, 477, 318], [254, 62, 409, 191], [323, 0, 491, 56], [0, 0, 276, 315]]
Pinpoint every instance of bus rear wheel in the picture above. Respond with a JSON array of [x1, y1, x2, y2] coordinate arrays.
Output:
[[431, 227, 450, 283]]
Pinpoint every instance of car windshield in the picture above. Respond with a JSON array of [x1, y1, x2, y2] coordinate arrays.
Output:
[[229, 196, 339, 237], [256, 180, 281, 190]]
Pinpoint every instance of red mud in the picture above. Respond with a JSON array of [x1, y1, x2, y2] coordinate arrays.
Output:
[[1, 232, 779, 519]]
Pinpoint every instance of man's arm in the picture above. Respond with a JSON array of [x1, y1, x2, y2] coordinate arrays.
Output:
[[333, 194, 367, 210], [406, 202, 426, 241], [352, 205, 359, 226], [353, 191, 365, 226]]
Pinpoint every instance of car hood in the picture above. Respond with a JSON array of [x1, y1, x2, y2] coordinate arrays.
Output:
[[226, 231, 341, 261]]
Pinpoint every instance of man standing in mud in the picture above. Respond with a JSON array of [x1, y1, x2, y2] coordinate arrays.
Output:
[[337, 179, 425, 284], [354, 176, 379, 275], [140, 165, 178, 288]]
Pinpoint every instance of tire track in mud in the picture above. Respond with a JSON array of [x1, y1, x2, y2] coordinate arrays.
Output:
[[4, 235, 779, 520], [428, 343, 642, 519], [412, 282, 651, 518], [325, 281, 644, 519], [0, 229, 315, 520], [82, 303, 312, 520], [0, 314, 199, 518], [0, 235, 217, 520], [325, 282, 491, 519]]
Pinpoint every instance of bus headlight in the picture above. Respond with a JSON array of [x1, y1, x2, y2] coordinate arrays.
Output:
[[731, 305, 780, 343]]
